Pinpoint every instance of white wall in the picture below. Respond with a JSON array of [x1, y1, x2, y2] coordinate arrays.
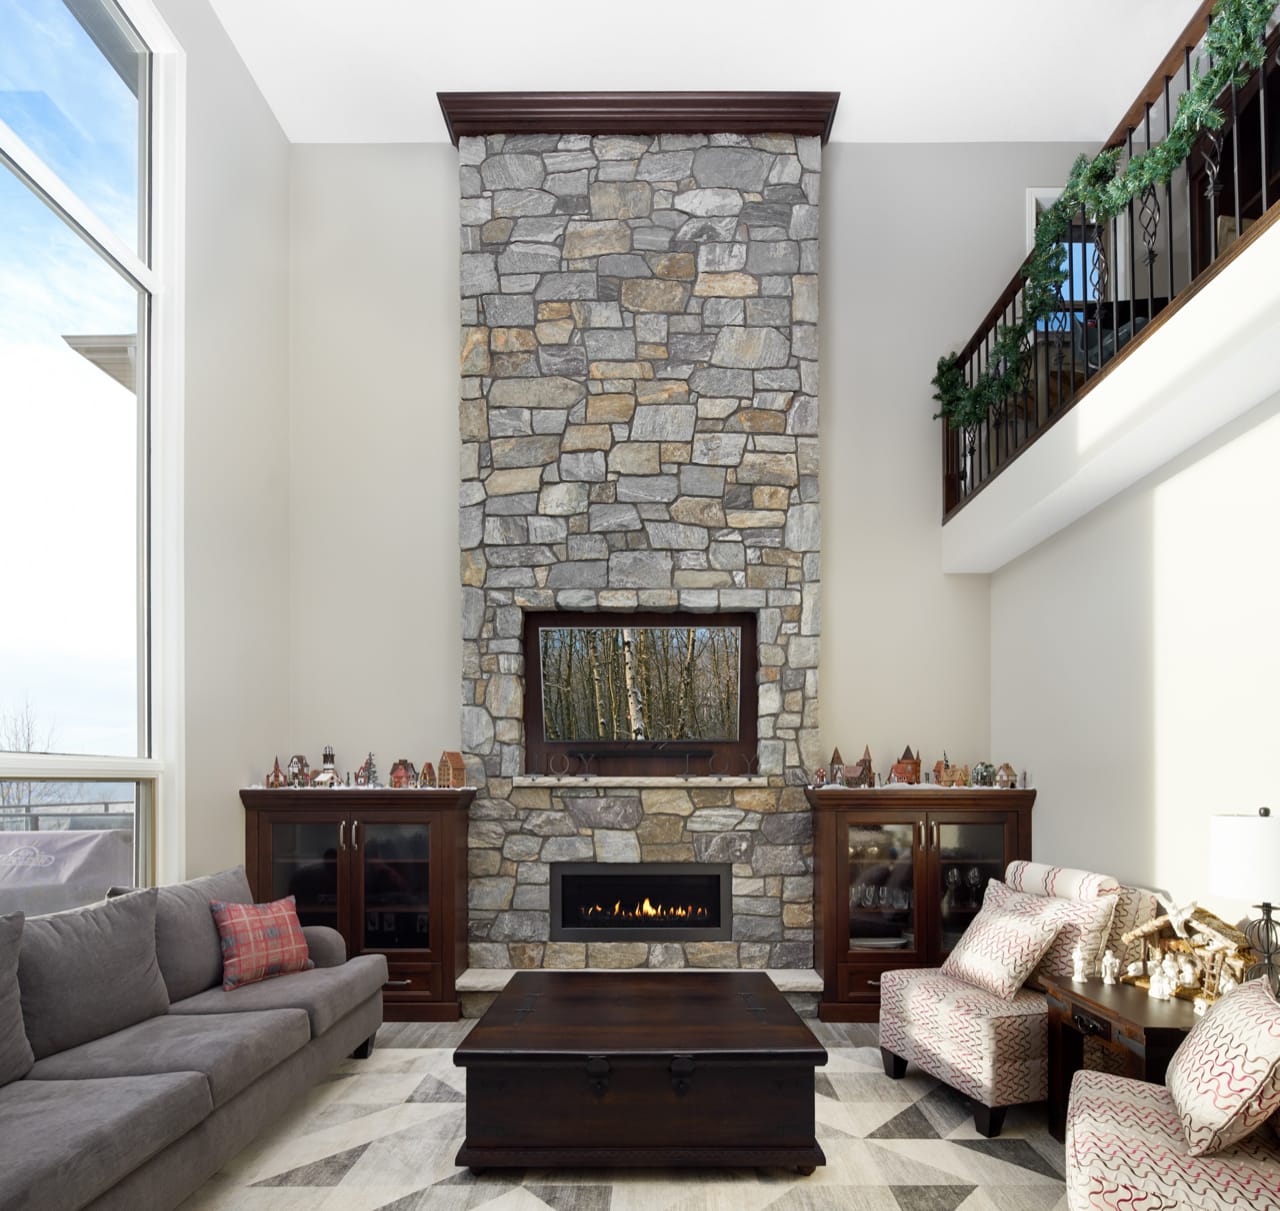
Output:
[[158, 0, 291, 876], [287, 145, 462, 772], [991, 392, 1280, 922], [820, 142, 1088, 773]]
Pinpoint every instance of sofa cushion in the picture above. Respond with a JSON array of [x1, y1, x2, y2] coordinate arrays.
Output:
[[985, 878, 1117, 981], [170, 952, 388, 1036], [1004, 859, 1159, 967], [211, 894, 314, 989], [19, 888, 169, 1059], [112, 865, 255, 1002], [0, 912, 33, 1086], [940, 880, 1066, 998], [1167, 979, 1280, 1155], [27, 1006, 310, 1108], [1067, 1067, 1280, 1210], [0, 1073, 212, 1211]]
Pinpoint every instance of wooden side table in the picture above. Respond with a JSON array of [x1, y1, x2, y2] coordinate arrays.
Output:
[[1042, 975, 1200, 1141]]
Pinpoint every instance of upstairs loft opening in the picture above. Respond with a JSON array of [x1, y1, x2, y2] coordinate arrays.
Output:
[[522, 611, 758, 778]]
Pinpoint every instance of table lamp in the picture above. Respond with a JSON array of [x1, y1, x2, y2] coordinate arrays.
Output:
[[1209, 806, 1280, 990]]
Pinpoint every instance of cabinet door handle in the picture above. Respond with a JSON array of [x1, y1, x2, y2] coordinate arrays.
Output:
[[932, 822, 939, 850], [384, 978, 412, 988], [339, 821, 346, 851], [352, 820, 359, 850], [867, 978, 881, 987]]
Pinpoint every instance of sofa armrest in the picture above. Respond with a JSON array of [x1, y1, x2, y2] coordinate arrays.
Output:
[[303, 925, 347, 968]]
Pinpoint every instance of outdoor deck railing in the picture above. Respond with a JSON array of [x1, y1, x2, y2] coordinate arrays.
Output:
[[943, 1, 1280, 518]]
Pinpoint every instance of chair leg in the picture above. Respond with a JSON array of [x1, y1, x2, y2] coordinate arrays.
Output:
[[973, 1103, 1007, 1138], [880, 1047, 908, 1079], [351, 1033, 376, 1060]]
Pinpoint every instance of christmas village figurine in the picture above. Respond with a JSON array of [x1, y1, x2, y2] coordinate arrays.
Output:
[[354, 752, 378, 787], [972, 761, 995, 787], [811, 766, 827, 788], [846, 746, 875, 788], [417, 761, 436, 789], [313, 745, 343, 789], [995, 763, 1018, 789], [828, 747, 845, 786], [933, 753, 970, 787], [1119, 903, 1259, 1004], [889, 746, 921, 784], [438, 751, 466, 789], [287, 754, 311, 788], [266, 756, 288, 789], [389, 758, 418, 789], [1071, 943, 1088, 982]]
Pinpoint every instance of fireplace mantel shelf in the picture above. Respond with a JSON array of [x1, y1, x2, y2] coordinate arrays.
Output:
[[512, 775, 771, 789]]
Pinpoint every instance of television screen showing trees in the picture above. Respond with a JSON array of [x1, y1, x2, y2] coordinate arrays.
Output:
[[537, 623, 741, 743]]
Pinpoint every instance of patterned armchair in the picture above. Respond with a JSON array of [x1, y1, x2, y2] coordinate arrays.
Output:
[[879, 860, 1157, 1137]]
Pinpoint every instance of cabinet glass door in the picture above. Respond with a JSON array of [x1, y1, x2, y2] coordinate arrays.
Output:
[[935, 819, 1010, 954], [268, 820, 342, 931], [847, 821, 917, 956], [357, 820, 432, 954]]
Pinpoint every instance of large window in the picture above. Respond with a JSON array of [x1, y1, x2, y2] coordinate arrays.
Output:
[[0, 0, 177, 909]]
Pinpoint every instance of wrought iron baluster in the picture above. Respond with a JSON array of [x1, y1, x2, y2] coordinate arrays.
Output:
[[1260, 31, 1269, 213], [1186, 47, 1196, 283], [1163, 73, 1176, 300], [1231, 77, 1242, 244]]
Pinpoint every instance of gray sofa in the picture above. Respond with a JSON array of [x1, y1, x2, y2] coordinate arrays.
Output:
[[0, 866, 387, 1211]]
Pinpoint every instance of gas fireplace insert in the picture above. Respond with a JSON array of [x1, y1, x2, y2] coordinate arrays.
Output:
[[550, 862, 733, 942]]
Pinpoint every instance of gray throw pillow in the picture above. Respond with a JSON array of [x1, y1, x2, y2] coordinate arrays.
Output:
[[19, 889, 169, 1059], [112, 866, 254, 1002], [0, 912, 34, 1085]]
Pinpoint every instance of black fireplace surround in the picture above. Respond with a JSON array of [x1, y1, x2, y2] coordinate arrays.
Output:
[[550, 862, 733, 942]]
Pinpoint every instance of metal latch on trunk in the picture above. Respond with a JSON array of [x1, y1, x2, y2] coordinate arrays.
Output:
[[670, 1054, 695, 1097], [585, 1055, 610, 1097]]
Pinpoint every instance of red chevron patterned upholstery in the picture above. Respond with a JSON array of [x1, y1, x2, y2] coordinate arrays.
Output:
[[940, 881, 1068, 998], [1167, 980, 1280, 1155], [1066, 1068, 1280, 1210], [881, 861, 1156, 1128], [879, 968, 1048, 1105], [986, 878, 1118, 981]]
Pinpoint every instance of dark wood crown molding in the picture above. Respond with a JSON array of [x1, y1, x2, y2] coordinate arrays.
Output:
[[437, 91, 840, 146]]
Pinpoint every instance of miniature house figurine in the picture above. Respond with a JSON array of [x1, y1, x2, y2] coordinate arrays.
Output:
[[972, 761, 996, 787], [266, 756, 287, 789], [1101, 949, 1121, 985], [438, 751, 466, 789], [846, 746, 875, 788], [889, 746, 921, 785], [389, 758, 417, 789], [354, 752, 377, 787], [828, 748, 845, 787], [995, 763, 1018, 789], [313, 745, 343, 789], [417, 761, 436, 789], [287, 754, 310, 788]]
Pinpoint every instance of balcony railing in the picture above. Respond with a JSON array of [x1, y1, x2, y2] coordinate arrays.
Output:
[[942, 1, 1280, 519]]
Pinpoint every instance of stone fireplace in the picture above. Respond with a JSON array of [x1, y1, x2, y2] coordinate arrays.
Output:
[[456, 116, 823, 976]]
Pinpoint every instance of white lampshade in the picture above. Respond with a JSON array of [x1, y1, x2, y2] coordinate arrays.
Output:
[[1209, 809, 1279, 904]]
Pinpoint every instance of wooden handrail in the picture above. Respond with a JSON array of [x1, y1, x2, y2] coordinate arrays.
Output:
[[1103, 0, 1217, 150]]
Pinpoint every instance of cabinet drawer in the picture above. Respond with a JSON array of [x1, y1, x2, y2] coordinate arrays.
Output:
[[382, 962, 442, 1000], [839, 965, 914, 1002]]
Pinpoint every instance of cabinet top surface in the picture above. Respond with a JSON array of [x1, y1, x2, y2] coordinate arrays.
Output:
[[806, 787, 1036, 810], [241, 787, 475, 810]]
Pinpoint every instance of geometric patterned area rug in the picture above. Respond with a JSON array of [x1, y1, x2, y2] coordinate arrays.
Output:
[[177, 1019, 1067, 1211]]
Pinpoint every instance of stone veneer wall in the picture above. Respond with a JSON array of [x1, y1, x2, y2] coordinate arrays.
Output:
[[458, 132, 822, 970]]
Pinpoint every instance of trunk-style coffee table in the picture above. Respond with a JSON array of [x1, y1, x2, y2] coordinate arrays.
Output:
[[453, 970, 827, 1173]]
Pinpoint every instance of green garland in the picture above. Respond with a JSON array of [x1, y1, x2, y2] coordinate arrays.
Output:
[[933, 0, 1277, 431]]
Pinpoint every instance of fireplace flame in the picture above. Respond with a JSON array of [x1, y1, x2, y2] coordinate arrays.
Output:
[[580, 897, 709, 924]]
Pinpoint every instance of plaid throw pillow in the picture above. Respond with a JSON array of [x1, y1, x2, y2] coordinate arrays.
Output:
[[209, 896, 314, 990]]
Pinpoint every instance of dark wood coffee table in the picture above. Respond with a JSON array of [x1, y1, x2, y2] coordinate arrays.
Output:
[[453, 970, 827, 1173]]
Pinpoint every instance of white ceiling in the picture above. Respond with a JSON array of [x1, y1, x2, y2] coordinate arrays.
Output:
[[208, 0, 1205, 146]]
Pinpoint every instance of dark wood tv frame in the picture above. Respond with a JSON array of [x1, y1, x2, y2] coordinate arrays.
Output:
[[522, 610, 758, 779]]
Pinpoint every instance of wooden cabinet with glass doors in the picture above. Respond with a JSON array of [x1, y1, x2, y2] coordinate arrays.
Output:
[[808, 787, 1034, 1021], [241, 788, 472, 1021]]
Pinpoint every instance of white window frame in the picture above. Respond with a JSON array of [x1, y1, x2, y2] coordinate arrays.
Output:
[[0, 0, 185, 887]]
